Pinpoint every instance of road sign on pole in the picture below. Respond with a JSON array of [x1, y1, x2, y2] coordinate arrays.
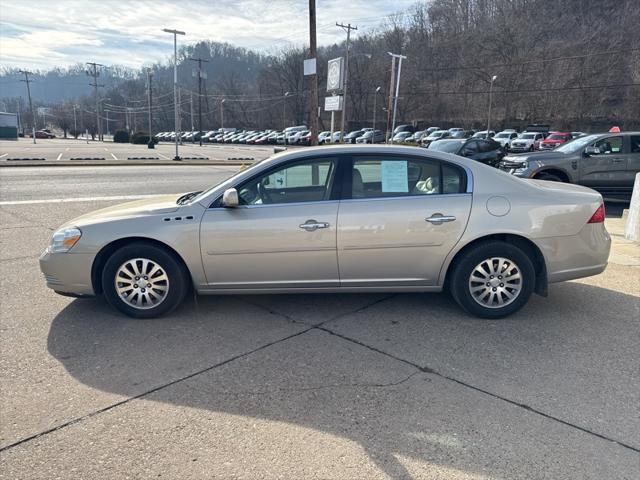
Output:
[[324, 96, 343, 111], [326, 57, 344, 93]]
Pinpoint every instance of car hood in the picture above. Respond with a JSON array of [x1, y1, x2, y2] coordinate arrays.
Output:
[[63, 194, 182, 227], [504, 150, 569, 162]]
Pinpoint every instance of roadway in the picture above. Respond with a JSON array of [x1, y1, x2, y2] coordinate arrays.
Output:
[[0, 164, 638, 478]]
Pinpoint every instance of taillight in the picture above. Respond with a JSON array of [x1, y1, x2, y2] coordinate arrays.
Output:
[[588, 203, 605, 223]]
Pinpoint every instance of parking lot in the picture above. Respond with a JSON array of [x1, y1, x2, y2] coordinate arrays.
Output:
[[0, 138, 274, 164], [0, 159, 639, 478]]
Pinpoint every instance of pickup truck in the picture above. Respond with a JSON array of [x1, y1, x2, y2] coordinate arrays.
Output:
[[499, 132, 640, 200]]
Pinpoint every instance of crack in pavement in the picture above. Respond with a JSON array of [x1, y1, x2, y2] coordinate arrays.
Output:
[[0, 294, 393, 453], [315, 326, 640, 454], [2, 293, 638, 456]]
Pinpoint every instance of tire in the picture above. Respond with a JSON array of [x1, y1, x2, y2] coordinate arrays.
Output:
[[535, 172, 563, 182], [449, 241, 535, 319], [101, 242, 190, 319]]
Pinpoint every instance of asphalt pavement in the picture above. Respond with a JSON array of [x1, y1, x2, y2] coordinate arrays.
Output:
[[0, 165, 638, 479]]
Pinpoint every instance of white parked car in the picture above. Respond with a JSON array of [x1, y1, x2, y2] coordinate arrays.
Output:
[[494, 131, 520, 150], [510, 132, 546, 152]]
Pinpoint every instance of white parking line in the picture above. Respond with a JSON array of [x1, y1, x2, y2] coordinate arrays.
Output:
[[110, 153, 118, 160], [157, 152, 169, 160], [0, 153, 7, 159], [56, 153, 62, 160], [0, 194, 162, 206]]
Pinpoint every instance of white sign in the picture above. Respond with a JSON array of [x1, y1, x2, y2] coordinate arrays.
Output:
[[381, 161, 408, 192], [327, 57, 344, 92], [304, 58, 317, 76], [324, 96, 343, 112]]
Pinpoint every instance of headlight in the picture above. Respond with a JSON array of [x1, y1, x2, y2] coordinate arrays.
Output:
[[49, 227, 82, 253]]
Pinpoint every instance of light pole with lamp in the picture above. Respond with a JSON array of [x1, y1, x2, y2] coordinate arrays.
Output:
[[282, 91, 290, 131], [162, 28, 185, 161], [372, 86, 381, 141], [220, 98, 226, 131], [388, 52, 407, 144], [487, 75, 497, 137]]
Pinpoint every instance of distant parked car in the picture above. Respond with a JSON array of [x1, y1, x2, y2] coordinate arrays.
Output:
[[405, 130, 428, 143], [510, 132, 546, 152], [472, 130, 495, 140], [420, 130, 450, 147], [393, 124, 414, 135], [539, 132, 573, 150], [429, 138, 506, 167], [392, 131, 413, 143], [318, 131, 332, 144], [356, 130, 385, 144], [494, 130, 519, 150], [344, 130, 366, 144]]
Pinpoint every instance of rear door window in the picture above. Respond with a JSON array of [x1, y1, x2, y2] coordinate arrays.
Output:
[[351, 156, 466, 199]]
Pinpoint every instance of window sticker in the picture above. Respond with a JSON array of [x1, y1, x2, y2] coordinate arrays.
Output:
[[381, 160, 408, 192]]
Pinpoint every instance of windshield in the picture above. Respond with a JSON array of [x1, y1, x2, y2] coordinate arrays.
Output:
[[189, 158, 270, 204], [547, 134, 569, 140], [428, 140, 463, 153], [495, 133, 510, 138], [555, 133, 601, 153], [521, 133, 536, 139]]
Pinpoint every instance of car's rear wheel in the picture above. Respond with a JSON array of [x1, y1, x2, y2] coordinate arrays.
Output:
[[102, 242, 189, 319], [449, 241, 535, 319]]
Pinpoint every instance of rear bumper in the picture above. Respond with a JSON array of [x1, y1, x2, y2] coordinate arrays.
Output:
[[533, 224, 611, 283], [39, 249, 96, 296]]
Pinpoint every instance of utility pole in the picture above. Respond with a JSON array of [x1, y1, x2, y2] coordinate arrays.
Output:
[[86, 62, 104, 141], [283, 91, 290, 130], [336, 22, 356, 142], [147, 69, 154, 147], [388, 52, 407, 144], [163, 28, 186, 160], [189, 92, 195, 141], [189, 56, 209, 146], [385, 56, 396, 143], [19, 70, 36, 144], [308, 0, 319, 146]]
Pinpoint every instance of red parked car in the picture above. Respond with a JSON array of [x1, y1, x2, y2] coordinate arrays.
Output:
[[539, 132, 572, 150]]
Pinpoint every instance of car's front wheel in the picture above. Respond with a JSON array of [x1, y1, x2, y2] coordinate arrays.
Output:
[[102, 242, 189, 318], [449, 241, 535, 319]]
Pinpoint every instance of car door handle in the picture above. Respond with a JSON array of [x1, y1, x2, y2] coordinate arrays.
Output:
[[299, 219, 330, 231], [610, 158, 625, 164], [425, 214, 456, 225]]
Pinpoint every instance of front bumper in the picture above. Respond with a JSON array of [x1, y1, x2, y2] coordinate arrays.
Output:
[[39, 248, 96, 296]]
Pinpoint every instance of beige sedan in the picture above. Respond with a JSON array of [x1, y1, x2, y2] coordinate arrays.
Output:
[[40, 145, 611, 319]]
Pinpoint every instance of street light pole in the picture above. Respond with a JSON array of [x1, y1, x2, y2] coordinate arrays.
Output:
[[162, 28, 186, 161], [220, 98, 225, 131], [372, 86, 381, 139], [487, 75, 497, 137], [336, 22, 357, 142], [388, 52, 407, 144], [72, 104, 78, 139], [282, 91, 290, 130]]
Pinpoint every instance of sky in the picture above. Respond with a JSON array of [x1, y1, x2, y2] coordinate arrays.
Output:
[[0, 0, 415, 71]]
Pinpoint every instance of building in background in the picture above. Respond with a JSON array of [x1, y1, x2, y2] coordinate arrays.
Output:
[[0, 112, 19, 140]]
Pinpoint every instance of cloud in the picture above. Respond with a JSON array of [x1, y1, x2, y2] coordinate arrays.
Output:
[[0, 0, 415, 71]]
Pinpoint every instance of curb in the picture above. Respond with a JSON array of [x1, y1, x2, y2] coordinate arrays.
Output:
[[0, 160, 253, 168]]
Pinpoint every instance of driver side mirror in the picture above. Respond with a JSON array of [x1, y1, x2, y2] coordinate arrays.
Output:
[[584, 146, 600, 156], [222, 188, 239, 207]]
